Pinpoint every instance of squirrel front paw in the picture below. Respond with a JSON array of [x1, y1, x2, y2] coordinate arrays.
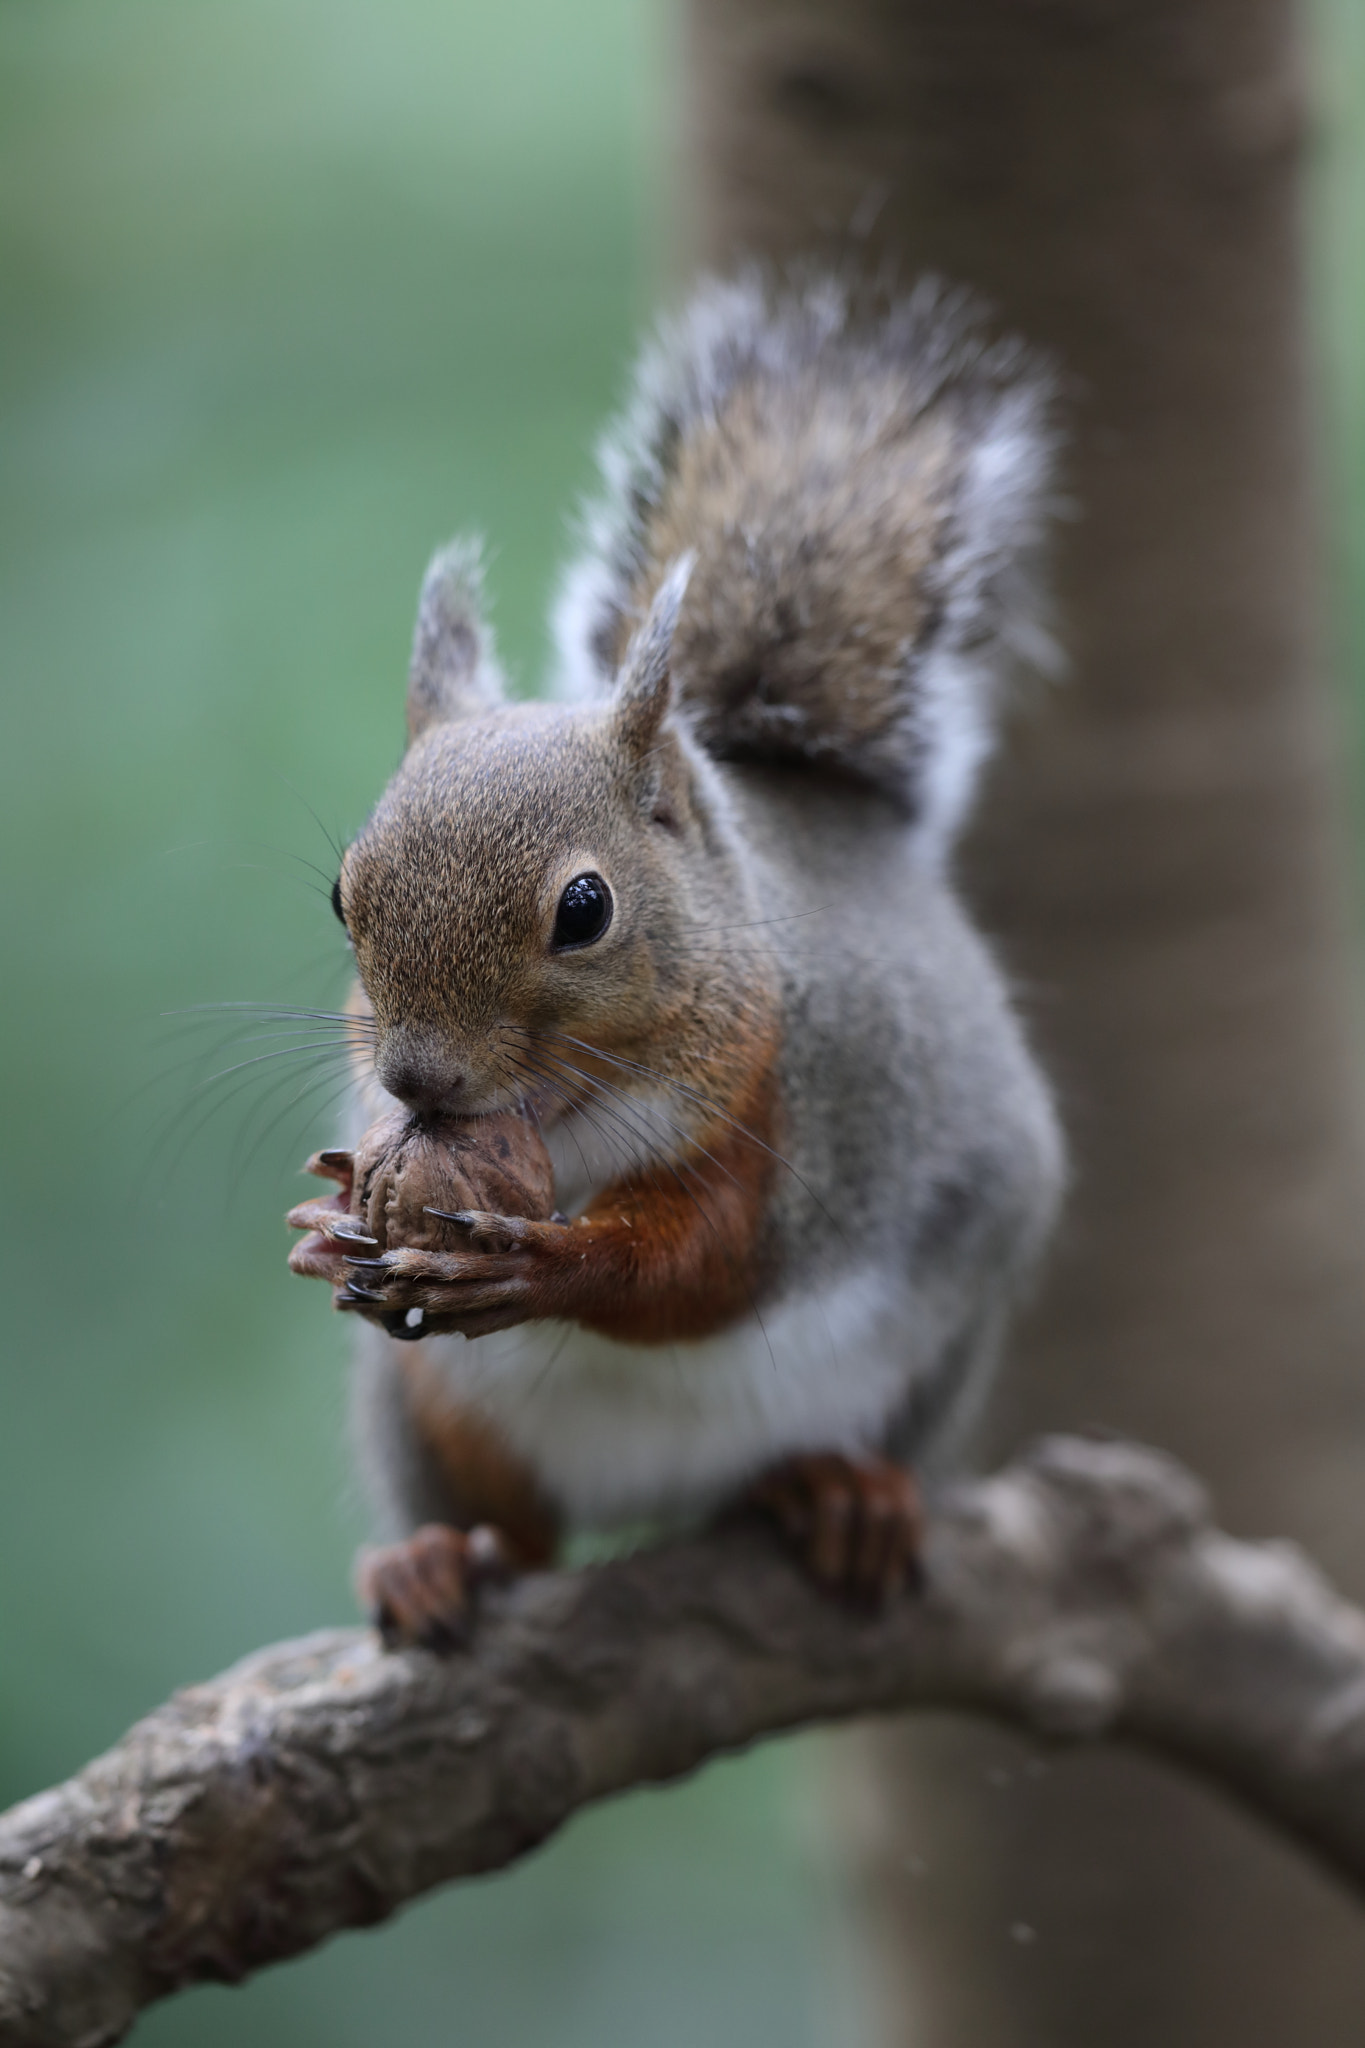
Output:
[[286, 1159, 382, 1286], [355, 1522, 512, 1653], [336, 1213, 572, 1339], [751, 1452, 924, 1606]]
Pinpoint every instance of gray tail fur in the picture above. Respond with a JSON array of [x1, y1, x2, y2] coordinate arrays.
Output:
[[553, 272, 1059, 857]]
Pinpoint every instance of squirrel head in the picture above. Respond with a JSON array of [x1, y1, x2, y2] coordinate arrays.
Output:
[[337, 551, 744, 1118]]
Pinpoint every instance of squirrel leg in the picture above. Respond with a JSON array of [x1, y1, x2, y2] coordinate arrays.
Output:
[[750, 1452, 924, 1606], [354, 1350, 560, 1653]]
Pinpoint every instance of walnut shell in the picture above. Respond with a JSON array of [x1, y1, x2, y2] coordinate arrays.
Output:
[[349, 1107, 555, 1252]]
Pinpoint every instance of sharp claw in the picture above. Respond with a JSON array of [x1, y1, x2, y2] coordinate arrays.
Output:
[[306, 1149, 354, 1184], [423, 1207, 477, 1225], [345, 1278, 388, 1302], [330, 1223, 380, 1246], [343, 1256, 390, 1270]]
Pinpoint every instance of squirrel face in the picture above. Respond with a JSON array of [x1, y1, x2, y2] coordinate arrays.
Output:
[[338, 697, 753, 1120]]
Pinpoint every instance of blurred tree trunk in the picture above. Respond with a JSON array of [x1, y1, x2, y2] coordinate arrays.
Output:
[[683, 2, 1365, 2042]]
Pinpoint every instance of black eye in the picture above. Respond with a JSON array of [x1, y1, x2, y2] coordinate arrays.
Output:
[[552, 872, 612, 950], [330, 876, 345, 925]]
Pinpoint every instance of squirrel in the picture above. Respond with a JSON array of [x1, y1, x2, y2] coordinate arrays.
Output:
[[294, 273, 1065, 1649]]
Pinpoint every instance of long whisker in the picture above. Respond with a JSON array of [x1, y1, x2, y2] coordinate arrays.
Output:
[[530, 1048, 749, 1201], [677, 904, 834, 935], [161, 1045, 359, 1159], [507, 1046, 706, 1213], [535, 1068, 676, 1194], [500, 1049, 639, 1193], [139, 1042, 360, 1196], [186, 1039, 372, 1097], [228, 1061, 361, 1196], [179, 1024, 368, 1052], [134, 1032, 362, 1196], [523, 1322, 576, 1402], [221, 1057, 342, 1194], [500, 1054, 601, 1184], [505, 1045, 779, 1373], [269, 769, 349, 869], [522, 1027, 844, 1241], [109, 1027, 359, 1130], [502, 1042, 661, 1164], [514, 1026, 771, 1167], [165, 1001, 376, 1033], [506, 1032, 750, 1203]]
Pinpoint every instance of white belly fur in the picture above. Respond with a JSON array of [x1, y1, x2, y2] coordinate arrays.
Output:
[[543, 1088, 691, 1218], [414, 1266, 923, 1528]]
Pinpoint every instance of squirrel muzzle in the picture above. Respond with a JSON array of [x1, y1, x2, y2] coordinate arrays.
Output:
[[373, 1024, 476, 1119]]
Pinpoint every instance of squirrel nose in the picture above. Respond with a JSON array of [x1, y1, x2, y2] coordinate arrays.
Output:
[[376, 1034, 466, 1117]]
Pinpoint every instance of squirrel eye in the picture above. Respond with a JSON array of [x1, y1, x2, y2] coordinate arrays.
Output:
[[552, 872, 613, 950], [330, 876, 345, 925]]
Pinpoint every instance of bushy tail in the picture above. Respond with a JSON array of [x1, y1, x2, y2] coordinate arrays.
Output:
[[554, 273, 1058, 856]]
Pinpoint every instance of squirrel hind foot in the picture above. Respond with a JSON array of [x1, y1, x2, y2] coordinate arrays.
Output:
[[750, 1451, 924, 1607], [355, 1522, 512, 1655]]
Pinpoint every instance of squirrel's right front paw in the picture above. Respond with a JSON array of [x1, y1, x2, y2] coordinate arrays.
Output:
[[355, 1522, 510, 1654]]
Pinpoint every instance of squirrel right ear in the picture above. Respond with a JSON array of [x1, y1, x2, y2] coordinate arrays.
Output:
[[405, 538, 507, 744], [611, 553, 694, 760]]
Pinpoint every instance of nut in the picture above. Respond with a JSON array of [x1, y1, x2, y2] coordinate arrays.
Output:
[[348, 1107, 555, 1252]]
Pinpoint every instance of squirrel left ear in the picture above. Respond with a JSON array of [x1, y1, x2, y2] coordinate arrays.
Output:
[[611, 553, 695, 760], [406, 538, 507, 744]]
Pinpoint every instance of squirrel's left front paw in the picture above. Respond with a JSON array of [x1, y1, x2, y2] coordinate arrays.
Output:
[[337, 1216, 569, 1337]]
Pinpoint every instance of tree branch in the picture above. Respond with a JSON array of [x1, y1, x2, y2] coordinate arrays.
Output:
[[5, 1434, 1365, 2046]]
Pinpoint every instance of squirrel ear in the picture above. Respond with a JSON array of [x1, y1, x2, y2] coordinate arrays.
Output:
[[406, 538, 507, 744], [612, 553, 695, 759]]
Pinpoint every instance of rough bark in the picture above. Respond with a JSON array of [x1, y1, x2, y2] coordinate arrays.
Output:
[[8, 1438, 1365, 2048], [684, 1, 1365, 2041]]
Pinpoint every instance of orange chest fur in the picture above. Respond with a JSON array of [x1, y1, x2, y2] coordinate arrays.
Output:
[[570, 1032, 783, 1345]]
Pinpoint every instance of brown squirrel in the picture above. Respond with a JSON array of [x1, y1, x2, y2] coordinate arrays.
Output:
[[294, 274, 1065, 1649]]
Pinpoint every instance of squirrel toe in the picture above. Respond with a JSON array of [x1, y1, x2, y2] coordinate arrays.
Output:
[[752, 1453, 924, 1606], [355, 1522, 511, 1654]]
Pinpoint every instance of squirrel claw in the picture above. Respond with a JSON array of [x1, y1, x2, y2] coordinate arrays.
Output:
[[751, 1452, 924, 1606], [423, 1208, 545, 1255], [344, 1277, 388, 1303], [356, 1522, 511, 1653], [305, 1148, 354, 1188]]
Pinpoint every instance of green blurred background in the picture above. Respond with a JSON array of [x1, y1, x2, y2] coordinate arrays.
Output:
[[0, 1, 1361, 2042]]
